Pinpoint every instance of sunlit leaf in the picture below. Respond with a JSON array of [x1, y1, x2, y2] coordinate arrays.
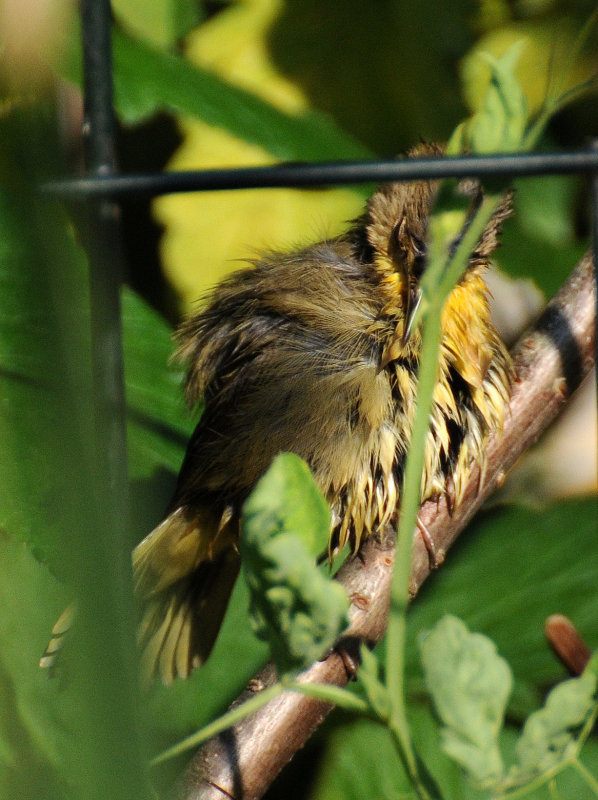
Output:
[[449, 41, 528, 154], [240, 453, 349, 675], [513, 671, 597, 779], [420, 616, 511, 785]]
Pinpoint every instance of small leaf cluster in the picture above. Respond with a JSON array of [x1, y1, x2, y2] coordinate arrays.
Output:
[[421, 616, 598, 798], [240, 453, 350, 676], [449, 42, 528, 155]]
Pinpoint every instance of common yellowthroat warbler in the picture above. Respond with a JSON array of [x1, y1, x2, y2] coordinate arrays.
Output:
[[42, 144, 513, 686]]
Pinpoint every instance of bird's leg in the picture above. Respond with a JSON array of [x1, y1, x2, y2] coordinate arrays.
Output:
[[416, 515, 438, 569], [333, 637, 361, 681]]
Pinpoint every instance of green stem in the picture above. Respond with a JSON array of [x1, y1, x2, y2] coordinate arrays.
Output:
[[493, 759, 583, 800], [574, 698, 598, 754], [387, 715, 439, 800], [573, 760, 598, 795], [283, 679, 372, 714], [150, 682, 284, 766], [385, 190, 505, 800], [385, 303, 443, 800], [493, 757, 598, 800], [436, 194, 502, 298]]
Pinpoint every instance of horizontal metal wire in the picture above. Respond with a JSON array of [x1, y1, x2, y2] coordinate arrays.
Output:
[[44, 149, 598, 199]]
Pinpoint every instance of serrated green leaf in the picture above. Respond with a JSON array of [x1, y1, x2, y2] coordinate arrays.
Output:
[[242, 453, 331, 557], [449, 41, 528, 155], [404, 498, 598, 719], [513, 672, 597, 778], [420, 615, 512, 785], [240, 454, 349, 675]]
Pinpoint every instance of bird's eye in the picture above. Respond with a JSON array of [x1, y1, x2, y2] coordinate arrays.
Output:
[[412, 235, 427, 259], [412, 235, 427, 278]]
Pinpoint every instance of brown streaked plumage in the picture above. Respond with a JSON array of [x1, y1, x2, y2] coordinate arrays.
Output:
[[133, 144, 514, 686]]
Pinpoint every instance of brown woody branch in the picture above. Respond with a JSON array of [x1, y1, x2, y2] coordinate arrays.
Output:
[[175, 252, 596, 800]]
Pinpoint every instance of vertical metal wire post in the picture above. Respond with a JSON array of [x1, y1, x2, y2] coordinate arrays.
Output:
[[76, 1, 148, 797], [81, 0, 127, 497]]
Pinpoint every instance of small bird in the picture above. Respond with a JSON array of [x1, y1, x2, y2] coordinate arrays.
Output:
[[40, 144, 513, 685], [132, 143, 514, 686]]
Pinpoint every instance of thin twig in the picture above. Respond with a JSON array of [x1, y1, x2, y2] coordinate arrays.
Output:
[[174, 252, 596, 800]]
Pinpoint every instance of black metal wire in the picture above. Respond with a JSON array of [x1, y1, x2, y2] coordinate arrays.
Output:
[[46, 149, 598, 198]]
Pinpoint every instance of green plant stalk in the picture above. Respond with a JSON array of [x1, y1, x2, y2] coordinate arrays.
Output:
[[492, 765, 566, 800], [492, 695, 598, 798], [384, 190, 506, 800], [151, 682, 285, 765], [284, 680, 372, 714], [525, 9, 598, 150], [573, 760, 598, 795], [387, 713, 440, 800], [573, 694, 598, 756], [430, 194, 503, 301], [385, 302, 443, 800], [150, 674, 374, 768], [493, 756, 592, 800]]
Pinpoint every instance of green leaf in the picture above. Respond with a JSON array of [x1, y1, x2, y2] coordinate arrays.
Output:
[[0, 534, 72, 800], [57, 19, 371, 160], [0, 102, 149, 800], [122, 287, 190, 479], [309, 715, 414, 800], [242, 452, 331, 558], [449, 41, 528, 154], [404, 498, 598, 718], [420, 615, 512, 785], [0, 106, 92, 574], [513, 672, 597, 779], [498, 171, 586, 297], [240, 453, 349, 675], [112, 26, 370, 158]]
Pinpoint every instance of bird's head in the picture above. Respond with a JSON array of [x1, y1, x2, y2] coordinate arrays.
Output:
[[359, 143, 512, 361]]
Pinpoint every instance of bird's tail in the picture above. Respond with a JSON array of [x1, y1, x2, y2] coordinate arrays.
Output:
[[133, 505, 240, 687], [40, 505, 240, 687], [39, 603, 76, 676]]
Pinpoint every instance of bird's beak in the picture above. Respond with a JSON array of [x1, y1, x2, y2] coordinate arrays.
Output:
[[402, 283, 422, 345], [394, 220, 425, 346], [380, 266, 422, 368]]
